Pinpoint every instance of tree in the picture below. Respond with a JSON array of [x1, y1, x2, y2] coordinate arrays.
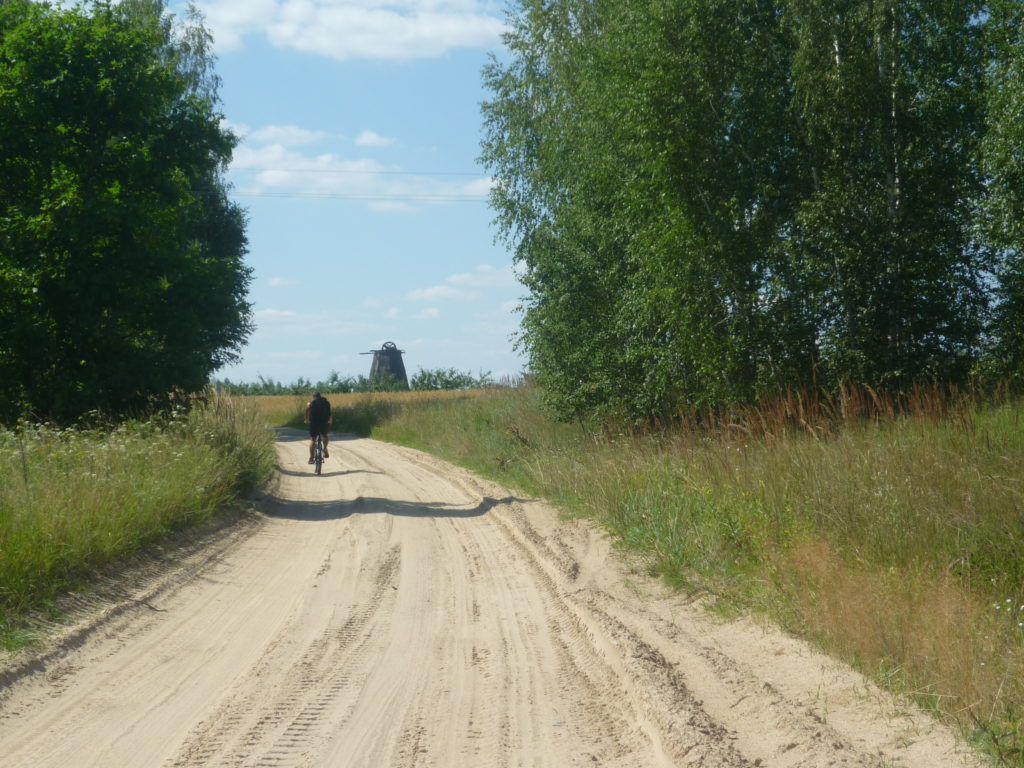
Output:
[[982, 0, 1024, 380], [0, 0, 251, 423], [483, 0, 810, 419], [783, 0, 990, 388], [482, 0, 1008, 422], [411, 368, 493, 390]]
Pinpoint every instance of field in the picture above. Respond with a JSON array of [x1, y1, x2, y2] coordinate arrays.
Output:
[[298, 384, 1024, 763]]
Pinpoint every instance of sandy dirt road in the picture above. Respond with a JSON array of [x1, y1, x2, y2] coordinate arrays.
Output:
[[0, 431, 986, 768]]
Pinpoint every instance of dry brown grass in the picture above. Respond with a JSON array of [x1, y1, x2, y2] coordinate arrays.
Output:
[[783, 537, 1023, 728]]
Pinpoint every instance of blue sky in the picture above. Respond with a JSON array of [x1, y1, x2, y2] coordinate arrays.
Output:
[[173, 0, 523, 384]]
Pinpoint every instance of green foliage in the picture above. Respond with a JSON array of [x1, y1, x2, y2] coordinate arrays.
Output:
[[410, 367, 493, 390], [212, 370, 408, 396], [215, 368, 502, 395], [0, 0, 251, 424], [982, 0, 1024, 382], [0, 392, 273, 623], [482, 0, 1022, 421], [784, 0, 990, 388], [327, 397, 404, 437]]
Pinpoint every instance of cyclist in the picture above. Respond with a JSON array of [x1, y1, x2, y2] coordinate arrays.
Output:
[[304, 391, 332, 464]]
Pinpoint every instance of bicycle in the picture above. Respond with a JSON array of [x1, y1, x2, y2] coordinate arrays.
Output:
[[313, 433, 325, 475]]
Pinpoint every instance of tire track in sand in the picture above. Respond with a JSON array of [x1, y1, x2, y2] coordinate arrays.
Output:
[[168, 545, 401, 767]]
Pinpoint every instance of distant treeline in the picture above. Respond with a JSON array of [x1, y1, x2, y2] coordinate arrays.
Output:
[[212, 369, 522, 396], [481, 0, 1024, 421]]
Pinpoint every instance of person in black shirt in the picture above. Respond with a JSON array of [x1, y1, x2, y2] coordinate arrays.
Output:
[[304, 391, 332, 464]]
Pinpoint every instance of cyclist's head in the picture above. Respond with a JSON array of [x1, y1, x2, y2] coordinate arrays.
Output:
[[313, 391, 321, 398]]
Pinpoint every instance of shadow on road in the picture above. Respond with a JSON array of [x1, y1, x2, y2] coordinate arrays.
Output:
[[264, 495, 524, 522], [272, 465, 384, 479], [273, 428, 359, 445]]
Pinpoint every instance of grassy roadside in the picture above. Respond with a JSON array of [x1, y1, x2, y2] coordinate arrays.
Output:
[[0, 392, 275, 646], [316, 385, 1023, 765]]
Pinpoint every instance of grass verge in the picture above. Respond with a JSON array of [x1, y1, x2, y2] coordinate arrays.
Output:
[[0, 392, 275, 646], [303, 384, 1023, 765]]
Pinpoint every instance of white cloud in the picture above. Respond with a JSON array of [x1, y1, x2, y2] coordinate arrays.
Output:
[[462, 177, 496, 196], [415, 307, 441, 320], [268, 277, 299, 287], [445, 264, 516, 289], [221, 118, 250, 138], [251, 308, 376, 338], [233, 144, 391, 190], [229, 139, 490, 212], [355, 130, 396, 148], [194, 0, 279, 51], [196, 0, 505, 60], [407, 285, 477, 302], [250, 125, 330, 146], [385, 307, 401, 318]]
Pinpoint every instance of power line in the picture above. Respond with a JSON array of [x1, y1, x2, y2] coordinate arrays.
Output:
[[234, 190, 489, 201], [230, 167, 486, 177]]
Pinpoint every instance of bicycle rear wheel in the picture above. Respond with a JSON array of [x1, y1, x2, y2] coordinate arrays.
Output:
[[314, 435, 323, 475]]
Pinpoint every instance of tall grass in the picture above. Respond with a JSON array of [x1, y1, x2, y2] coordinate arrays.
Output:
[[342, 385, 1024, 764], [0, 392, 275, 632]]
